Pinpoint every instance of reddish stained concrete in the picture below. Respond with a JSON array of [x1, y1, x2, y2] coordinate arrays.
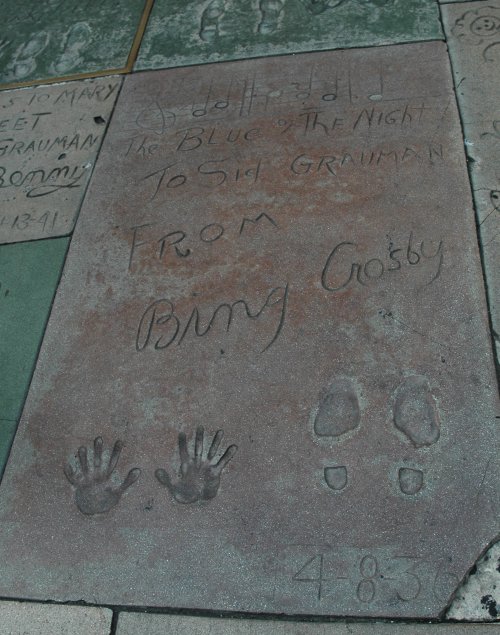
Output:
[[0, 43, 497, 618]]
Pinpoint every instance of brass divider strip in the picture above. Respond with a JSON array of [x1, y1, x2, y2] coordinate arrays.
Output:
[[125, 0, 156, 71], [0, 68, 127, 91]]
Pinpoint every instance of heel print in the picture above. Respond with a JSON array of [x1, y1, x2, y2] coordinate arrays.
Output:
[[398, 467, 424, 495], [324, 465, 348, 491]]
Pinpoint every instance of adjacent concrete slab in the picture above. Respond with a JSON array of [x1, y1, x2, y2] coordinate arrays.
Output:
[[0, 78, 121, 244], [0, 237, 68, 469], [0, 43, 497, 619], [135, 0, 442, 72], [0, 0, 145, 86], [117, 614, 500, 633], [442, 0, 500, 360], [447, 541, 500, 620], [0, 600, 112, 635]]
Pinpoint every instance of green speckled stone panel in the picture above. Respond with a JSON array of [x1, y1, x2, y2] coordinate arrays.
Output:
[[0, 0, 145, 85], [0, 237, 68, 469], [135, 0, 442, 71]]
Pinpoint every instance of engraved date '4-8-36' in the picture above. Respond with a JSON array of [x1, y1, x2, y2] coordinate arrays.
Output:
[[275, 546, 460, 607]]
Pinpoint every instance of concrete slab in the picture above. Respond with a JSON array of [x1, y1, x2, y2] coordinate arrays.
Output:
[[0, 77, 121, 244], [0, 43, 497, 619], [0, 0, 145, 86], [442, 0, 500, 360], [135, 0, 442, 72], [0, 237, 68, 468], [0, 600, 112, 635], [117, 614, 500, 633]]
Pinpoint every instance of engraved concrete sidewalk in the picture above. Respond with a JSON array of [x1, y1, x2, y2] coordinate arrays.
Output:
[[0, 1, 498, 633]]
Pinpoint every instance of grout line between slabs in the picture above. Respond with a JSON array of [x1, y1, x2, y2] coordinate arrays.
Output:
[[110, 610, 119, 635], [0, 595, 496, 624]]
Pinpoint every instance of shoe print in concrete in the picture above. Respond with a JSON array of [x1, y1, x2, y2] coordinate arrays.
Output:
[[0, 43, 497, 619], [0, 77, 121, 244], [0, 0, 146, 86], [135, 0, 442, 71]]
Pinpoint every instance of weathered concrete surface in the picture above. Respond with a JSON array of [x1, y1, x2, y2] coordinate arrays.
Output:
[[442, 0, 500, 361], [447, 541, 500, 621], [117, 614, 500, 633], [135, 0, 442, 71], [0, 0, 145, 86], [0, 237, 68, 471], [0, 43, 497, 619], [0, 600, 112, 634], [0, 77, 121, 244]]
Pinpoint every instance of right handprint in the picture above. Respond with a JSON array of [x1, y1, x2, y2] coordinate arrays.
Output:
[[155, 426, 238, 504]]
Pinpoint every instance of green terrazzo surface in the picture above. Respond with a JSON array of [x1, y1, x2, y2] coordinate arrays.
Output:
[[0, 237, 68, 469], [136, 0, 442, 71], [0, 0, 145, 85]]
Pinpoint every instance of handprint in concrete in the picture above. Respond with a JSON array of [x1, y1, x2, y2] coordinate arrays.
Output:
[[64, 437, 141, 515], [156, 426, 237, 504]]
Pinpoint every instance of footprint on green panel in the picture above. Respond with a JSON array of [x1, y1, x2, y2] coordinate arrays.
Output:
[[53, 22, 92, 74], [6, 31, 50, 80], [199, 0, 227, 42]]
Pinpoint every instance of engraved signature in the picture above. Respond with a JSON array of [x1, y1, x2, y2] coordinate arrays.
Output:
[[136, 284, 289, 354], [321, 232, 443, 292]]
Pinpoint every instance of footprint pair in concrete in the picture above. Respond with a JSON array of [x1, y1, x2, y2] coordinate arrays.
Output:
[[314, 375, 440, 495], [199, 0, 287, 41], [198, 0, 395, 42], [4, 22, 91, 81], [64, 427, 238, 516], [199, 0, 340, 41]]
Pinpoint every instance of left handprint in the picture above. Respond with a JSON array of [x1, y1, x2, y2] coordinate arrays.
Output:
[[64, 437, 141, 515]]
